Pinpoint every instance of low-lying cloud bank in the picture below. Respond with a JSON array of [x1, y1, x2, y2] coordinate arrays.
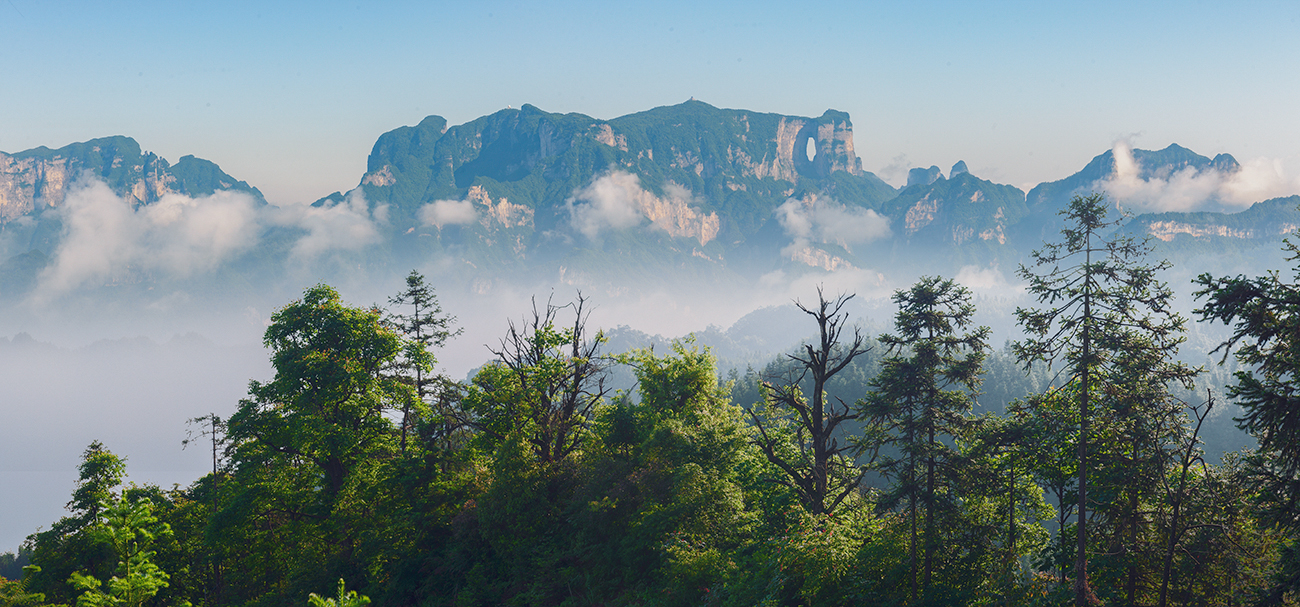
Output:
[[39, 180, 260, 295], [1098, 141, 1299, 214], [266, 189, 386, 260], [33, 179, 387, 299], [420, 198, 478, 228]]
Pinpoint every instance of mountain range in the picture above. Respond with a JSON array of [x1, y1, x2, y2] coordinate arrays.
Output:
[[2, 100, 1296, 300]]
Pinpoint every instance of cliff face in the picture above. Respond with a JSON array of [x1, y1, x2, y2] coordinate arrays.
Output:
[[5, 101, 1288, 300], [0, 137, 264, 223], [1121, 196, 1300, 246], [351, 100, 896, 279], [356, 102, 889, 225], [879, 170, 1028, 264]]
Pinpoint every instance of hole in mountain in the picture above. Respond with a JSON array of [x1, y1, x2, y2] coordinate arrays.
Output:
[[806, 138, 817, 162]]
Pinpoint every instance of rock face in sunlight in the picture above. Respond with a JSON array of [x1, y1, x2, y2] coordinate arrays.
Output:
[[0, 137, 264, 222], [347, 100, 899, 289], [1120, 195, 1300, 246], [880, 170, 1029, 264]]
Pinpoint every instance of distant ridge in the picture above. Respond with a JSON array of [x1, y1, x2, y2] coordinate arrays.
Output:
[[0, 102, 1293, 300]]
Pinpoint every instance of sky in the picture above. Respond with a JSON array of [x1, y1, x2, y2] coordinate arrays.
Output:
[[3, 1, 1300, 204], [2, 0, 1299, 553]]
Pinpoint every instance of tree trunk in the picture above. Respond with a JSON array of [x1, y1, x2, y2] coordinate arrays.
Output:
[[924, 423, 935, 594]]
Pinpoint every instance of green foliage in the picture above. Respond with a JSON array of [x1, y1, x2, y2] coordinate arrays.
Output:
[[215, 284, 411, 604], [69, 443, 128, 525], [748, 289, 870, 516], [858, 276, 990, 601], [464, 294, 609, 464], [68, 496, 174, 607], [1014, 193, 1198, 605], [306, 579, 369, 607], [228, 283, 407, 496], [386, 270, 461, 453], [16, 275, 1300, 606], [27, 442, 128, 605], [0, 547, 32, 583], [0, 566, 44, 607], [1196, 235, 1300, 601]]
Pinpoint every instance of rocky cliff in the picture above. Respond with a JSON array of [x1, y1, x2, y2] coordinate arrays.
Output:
[[2, 102, 1294, 300], [0, 136, 263, 223], [343, 100, 898, 281]]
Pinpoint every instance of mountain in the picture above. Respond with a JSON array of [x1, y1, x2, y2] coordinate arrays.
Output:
[[0, 136, 264, 223], [878, 165, 1028, 266], [1027, 143, 1239, 216], [1121, 195, 1300, 252], [2, 102, 1296, 304], [337, 100, 899, 286], [1020, 144, 1242, 248], [0, 137, 268, 299]]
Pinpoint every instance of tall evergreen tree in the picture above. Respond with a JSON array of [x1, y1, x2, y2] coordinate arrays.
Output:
[[1013, 193, 1196, 606], [1195, 237, 1300, 602], [858, 276, 989, 601], [386, 270, 461, 453]]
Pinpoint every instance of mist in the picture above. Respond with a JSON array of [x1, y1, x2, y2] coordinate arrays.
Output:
[[2, 163, 1288, 555], [1099, 140, 1299, 214]]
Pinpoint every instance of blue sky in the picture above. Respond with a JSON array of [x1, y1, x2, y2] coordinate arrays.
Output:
[[3, 0, 1299, 203]]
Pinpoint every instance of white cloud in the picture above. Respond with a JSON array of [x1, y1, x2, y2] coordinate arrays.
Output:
[[566, 171, 646, 239], [268, 189, 384, 260], [34, 178, 398, 297], [953, 265, 1026, 300], [1097, 140, 1299, 213], [775, 194, 891, 255], [419, 198, 478, 227], [37, 179, 260, 296]]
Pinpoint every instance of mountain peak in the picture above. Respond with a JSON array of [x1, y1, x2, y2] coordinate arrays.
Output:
[[1212, 153, 1240, 173], [950, 160, 969, 177], [907, 166, 944, 187]]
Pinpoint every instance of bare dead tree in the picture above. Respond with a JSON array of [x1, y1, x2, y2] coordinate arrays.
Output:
[[748, 287, 869, 515], [474, 292, 611, 464]]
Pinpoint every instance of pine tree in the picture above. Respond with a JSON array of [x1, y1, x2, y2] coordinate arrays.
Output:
[[1013, 193, 1197, 605], [858, 276, 988, 601], [1195, 237, 1300, 601], [386, 270, 461, 453]]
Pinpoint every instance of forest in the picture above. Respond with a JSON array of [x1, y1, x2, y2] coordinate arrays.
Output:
[[2, 194, 1299, 607]]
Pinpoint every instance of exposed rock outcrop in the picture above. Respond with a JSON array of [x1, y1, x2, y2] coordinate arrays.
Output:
[[0, 137, 263, 223], [907, 166, 944, 187]]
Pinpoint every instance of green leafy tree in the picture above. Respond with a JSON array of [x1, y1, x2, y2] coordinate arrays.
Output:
[[307, 578, 370, 607], [748, 288, 870, 516], [1195, 236, 1300, 602], [27, 442, 127, 604], [960, 414, 1055, 602], [180, 414, 227, 605], [1013, 193, 1196, 605], [1008, 388, 1079, 587], [1085, 326, 1201, 606], [227, 283, 408, 499], [68, 496, 173, 607], [858, 276, 989, 601], [218, 284, 410, 602]]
